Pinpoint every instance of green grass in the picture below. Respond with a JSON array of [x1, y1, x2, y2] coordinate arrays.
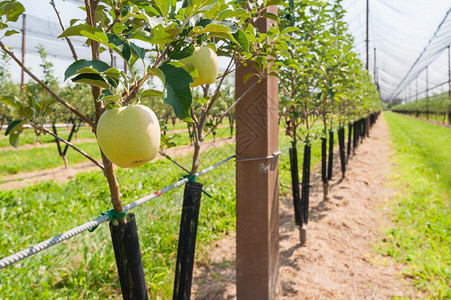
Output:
[[0, 143, 237, 299], [0, 125, 233, 177], [382, 112, 451, 297], [0, 126, 95, 148], [0, 142, 101, 176]]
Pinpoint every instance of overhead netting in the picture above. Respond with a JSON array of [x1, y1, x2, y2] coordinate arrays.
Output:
[[340, 0, 451, 103]]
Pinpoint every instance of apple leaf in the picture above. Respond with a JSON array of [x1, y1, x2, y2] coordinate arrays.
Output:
[[71, 73, 110, 89], [4, 29, 18, 36], [217, 8, 250, 21], [9, 131, 20, 148], [0, 95, 22, 110], [148, 67, 166, 86], [107, 33, 131, 61], [0, 0, 24, 22], [130, 42, 146, 60], [5, 120, 24, 136], [159, 63, 193, 122], [170, 44, 194, 60], [65, 59, 110, 81], [154, 0, 171, 17], [141, 89, 164, 99], [232, 29, 249, 52], [59, 24, 109, 45]]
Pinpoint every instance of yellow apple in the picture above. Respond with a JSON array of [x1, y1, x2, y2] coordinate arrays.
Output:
[[181, 46, 218, 87], [96, 104, 160, 168]]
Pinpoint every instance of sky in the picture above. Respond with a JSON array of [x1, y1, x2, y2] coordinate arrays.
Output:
[[2, 0, 451, 102]]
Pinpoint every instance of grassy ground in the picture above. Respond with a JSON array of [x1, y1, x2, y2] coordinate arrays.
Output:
[[382, 112, 450, 297], [0, 125, 233, 177], [0, 144, 237, 299], [0, 122, 343, 298]]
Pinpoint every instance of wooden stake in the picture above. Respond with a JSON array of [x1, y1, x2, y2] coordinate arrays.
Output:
[[235, 6, 279, 299]]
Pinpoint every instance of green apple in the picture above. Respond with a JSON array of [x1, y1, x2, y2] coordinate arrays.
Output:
[[181, 46, 218, 87], [96, 104, 160, 168]]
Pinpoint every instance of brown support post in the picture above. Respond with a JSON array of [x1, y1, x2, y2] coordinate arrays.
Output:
[[235, 5, 279, 300], [20, 14, 26, 92]]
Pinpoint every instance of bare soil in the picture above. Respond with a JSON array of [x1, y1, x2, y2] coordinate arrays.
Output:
[[192, 116, 419, 299], [0, 137, 235, 190]]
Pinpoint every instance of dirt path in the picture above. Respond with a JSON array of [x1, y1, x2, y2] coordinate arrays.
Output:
[[192, 115, 418, 299], [0, 137, 235, 190]]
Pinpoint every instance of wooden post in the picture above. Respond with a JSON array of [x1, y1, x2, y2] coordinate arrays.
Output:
[[20, 14, 26, 92], [235, 5, 279, 299]]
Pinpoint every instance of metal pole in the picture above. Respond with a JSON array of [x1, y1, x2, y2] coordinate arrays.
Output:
[[446, 46, 450, 107], [416, 77, 418, 100], [426, 66, 429, 119], [373, 48, 376, 81], [20, 14, 26, 92], [366, 0, 369, 71]]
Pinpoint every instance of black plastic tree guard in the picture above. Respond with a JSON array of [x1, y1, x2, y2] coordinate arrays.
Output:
[[289, 143, 302, 227], [110, 214, 148, 300], [338, 127, 346, 177], [353, 121, 358, 151], [327, 130, 334, 181], [321, 137, 328, 198], [299, 143, 311, 244], [173, 181, 203, 300], [347, 122, 352, 161]]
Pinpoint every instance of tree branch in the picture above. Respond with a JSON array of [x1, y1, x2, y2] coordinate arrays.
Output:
[[0, 41, 94, 128], [29, 122, 104, 171], [50, 0, 78, 60]]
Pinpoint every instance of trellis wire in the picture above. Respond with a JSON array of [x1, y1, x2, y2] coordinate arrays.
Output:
[[0, 154, 235, 270]]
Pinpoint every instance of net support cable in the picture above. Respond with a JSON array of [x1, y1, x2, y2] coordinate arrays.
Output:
[[388, 8, 451, 102], [0, 155, 235, 269]]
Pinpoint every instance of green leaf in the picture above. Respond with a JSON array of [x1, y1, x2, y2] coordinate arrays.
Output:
[[263, 12, 279, 22], [141, 89, 164, 99], [154, 0, 170, 16], [103, 68, 121, 79], [130, 30, 153, 43], [71, 73, 110, 89], [64, 59, 110, 81], [0, 0, 24, 22], [59, 24, 108, 45], [159, 63, 193, 122], [232, 29, 249, 52], [130, 42, 146, 60], [5, 120, 24, 136], [243, 73, 255, 84], [170, 44, 194, 60], [9, 131, 20, 148], [102, 94, 122, 102], [191, 23, 232, 36], [148, 67, 166, 85], [217, 8, 250, 21], [0, 95, 22, 110], [107, 33, 131, 61], [4, 29, 18, 36]]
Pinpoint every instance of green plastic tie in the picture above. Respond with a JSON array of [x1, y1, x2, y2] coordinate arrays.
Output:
[[88, 209, 127, 232], [181, 174, 212, 198]]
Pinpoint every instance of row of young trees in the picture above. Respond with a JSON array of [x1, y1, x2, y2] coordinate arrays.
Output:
[[277, 0, 381, 242], [391, 91, 451, 124], [0, 0, 381, 297]]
